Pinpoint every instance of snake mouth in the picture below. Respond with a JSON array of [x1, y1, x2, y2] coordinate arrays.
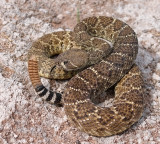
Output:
[[50, 65, 56, 74]]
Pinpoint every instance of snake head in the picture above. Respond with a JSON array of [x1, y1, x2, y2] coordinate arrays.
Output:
[[60, 49, 89, 71]]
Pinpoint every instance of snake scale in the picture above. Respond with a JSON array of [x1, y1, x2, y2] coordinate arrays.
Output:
[[28, 16, 144, 137]]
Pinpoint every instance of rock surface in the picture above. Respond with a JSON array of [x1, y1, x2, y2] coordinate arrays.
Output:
[[0, 0, 160, 143]]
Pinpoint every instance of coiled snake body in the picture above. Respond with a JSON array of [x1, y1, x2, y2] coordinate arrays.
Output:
[[28, 16, 144, 137]]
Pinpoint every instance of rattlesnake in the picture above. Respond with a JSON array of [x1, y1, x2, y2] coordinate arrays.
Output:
[[28, 16, 144, 137]]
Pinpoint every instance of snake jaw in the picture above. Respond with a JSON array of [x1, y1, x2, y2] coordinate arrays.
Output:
[[61, 60, 79, 71], [50, 65, 56, 74]]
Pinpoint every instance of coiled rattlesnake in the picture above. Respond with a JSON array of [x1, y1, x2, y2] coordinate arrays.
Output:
[[28, 16, 144, 137]]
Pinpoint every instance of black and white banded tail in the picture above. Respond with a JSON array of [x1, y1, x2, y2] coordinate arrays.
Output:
[[28, 56, 62, 106]]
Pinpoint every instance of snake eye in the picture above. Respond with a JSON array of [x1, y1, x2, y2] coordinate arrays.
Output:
[[50, 65, 56, 73], [63, 61, 68, 65]]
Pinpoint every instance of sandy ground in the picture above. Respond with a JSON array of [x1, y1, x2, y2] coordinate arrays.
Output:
[[0, 0, 160, 144]]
